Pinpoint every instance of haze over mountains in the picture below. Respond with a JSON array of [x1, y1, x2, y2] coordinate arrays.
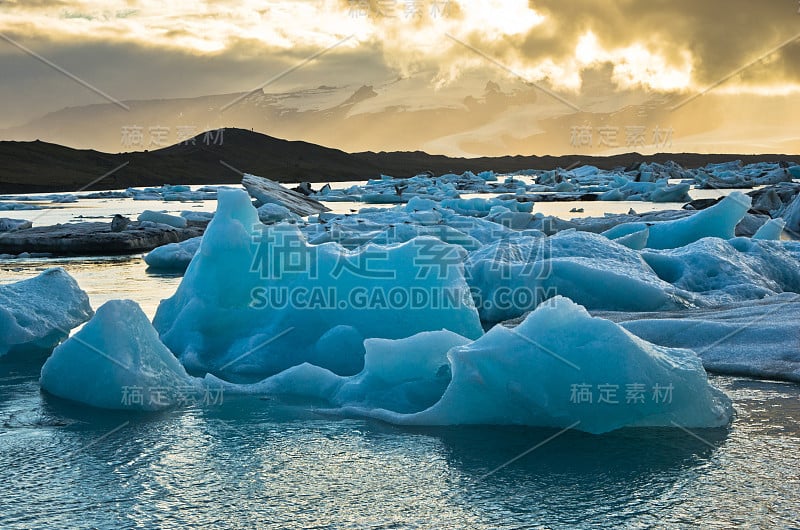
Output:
[[3, 75, 799, 158], [2, 1, 799, 159]]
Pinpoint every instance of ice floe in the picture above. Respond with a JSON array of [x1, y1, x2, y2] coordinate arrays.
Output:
[[0, 268, 93, 358], [40, 300, 197, 410]]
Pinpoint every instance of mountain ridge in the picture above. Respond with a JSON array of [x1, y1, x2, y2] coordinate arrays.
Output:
[[2, 128, 799, 194]]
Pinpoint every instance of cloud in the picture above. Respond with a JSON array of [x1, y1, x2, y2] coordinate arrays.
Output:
[[0, 0, 798, 128]]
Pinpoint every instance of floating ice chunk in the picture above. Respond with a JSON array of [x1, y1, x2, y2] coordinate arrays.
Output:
[[180, 211, 215, 223], [138, 210, 188, 228], [351, 297, 733, 434], [154, 189, 483, 383], [649, 182, 691, 203], [466, 231, 689, 322], [257, 203, 302, 224], [127, 184, 209, 202], [0, 202, 42, 211], [781, 192, 800, 237], [0, 193, 77, 203], [612, 228, 649, 250], [569, 165, 600, 178], [644, 192, 751, 249], [0, 218, 32, 232], [752, 218, 785, 240], [162, 191, 217, 201], [210, 330, 472, 415], [144, 236, 202, 272], [362, 193, 408, 204], [0, 268, 93, 358], [642, 237, 800, 305], [486, 206, 536, 230], [50, 194, 78, 203], [599, 188, 626, 201], [40, 300, 196, 411], [368, 224, 482, 251], [440, 197, 533, 217], [405, 196, 439, 212]]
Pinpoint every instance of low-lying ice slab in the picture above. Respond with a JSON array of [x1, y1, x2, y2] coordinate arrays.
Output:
[[154, 189, 483, 383], [0, 221, 204, 256], [596, 294, 800, 383], [0, 268, 93, 358], [212, 297, 733, 434], [0, 202, 42, 211], [40, 300, 197, 410]]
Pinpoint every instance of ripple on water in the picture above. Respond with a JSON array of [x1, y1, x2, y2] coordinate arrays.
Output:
[[0, 377, 798, 528]]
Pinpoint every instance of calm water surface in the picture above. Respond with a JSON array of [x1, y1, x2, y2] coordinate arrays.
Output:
[[0, 363, 798, 528], [1, 188, 798, 528]]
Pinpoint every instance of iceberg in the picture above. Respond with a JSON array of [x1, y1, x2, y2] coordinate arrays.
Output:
[[154, 189, 483, 383], [144, 236, 202, 272], [210, 330, 472, 415], [351, 297, 733, 434], [213, 298, 733, 435], [138, 210, 188, 229], [40, 300, 197, 410], [180, 211, 215, 223], [601, 192, 751, 250], [0, 268, 93, 358], [752, 218, 785, 240], [332, 330, 472, 413], [257, 203, 303, 224], [644, 192, 751, 249], [781, 192, 800, 238], [466, 231, 690, 322], [641, 237, 800, 305], [0, 202, 42, 211]]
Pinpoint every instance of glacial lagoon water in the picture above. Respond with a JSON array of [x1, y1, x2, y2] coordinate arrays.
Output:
[[1, 359, 798, 528], [1, 187, 799, 528]]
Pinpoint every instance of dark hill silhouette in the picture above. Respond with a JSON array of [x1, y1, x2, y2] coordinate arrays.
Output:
[[1, 128, 799, 194]]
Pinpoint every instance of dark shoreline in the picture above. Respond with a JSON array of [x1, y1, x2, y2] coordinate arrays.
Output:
[[2, 128, 799, 194]]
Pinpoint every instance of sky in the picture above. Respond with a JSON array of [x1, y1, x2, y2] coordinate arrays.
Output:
[[0, 0, 798, 154]]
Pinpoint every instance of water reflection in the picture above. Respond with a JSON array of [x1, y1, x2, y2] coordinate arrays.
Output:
[[2, 379, 798, 528]]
